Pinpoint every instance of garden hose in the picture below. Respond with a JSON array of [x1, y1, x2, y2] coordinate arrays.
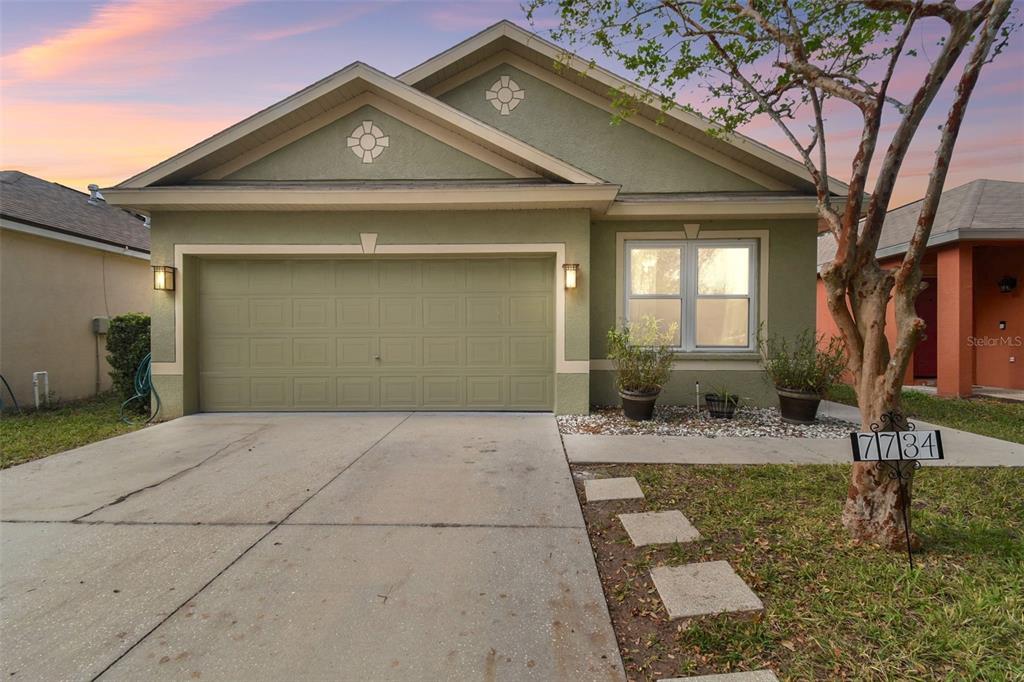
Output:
[[119, 352, 160, 424], [0, 374, 20, 413]]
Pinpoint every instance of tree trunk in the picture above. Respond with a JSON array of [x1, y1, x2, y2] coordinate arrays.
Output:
[[832, 272, 921, 550]]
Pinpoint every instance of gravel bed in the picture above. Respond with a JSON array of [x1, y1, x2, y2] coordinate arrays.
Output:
[[557, 405, 854, 438]]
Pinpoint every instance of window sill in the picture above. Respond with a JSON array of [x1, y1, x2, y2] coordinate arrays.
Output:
[[671, 351, 761, 361]]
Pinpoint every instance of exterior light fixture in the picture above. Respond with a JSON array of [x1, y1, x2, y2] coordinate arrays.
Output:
[[562, 263, 580, 289], [998, 275, 1017, 294], [153, 265, 176, 291]]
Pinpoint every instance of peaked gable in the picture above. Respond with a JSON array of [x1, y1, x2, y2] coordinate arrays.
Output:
[[225, 104, 513, 182], [115, 63, 602, 189], [437, 61, 763, 193], [401, 21, 849, 196]]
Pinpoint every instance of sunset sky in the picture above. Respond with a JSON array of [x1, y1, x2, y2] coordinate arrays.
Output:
[[1, 0, 1021, 206]]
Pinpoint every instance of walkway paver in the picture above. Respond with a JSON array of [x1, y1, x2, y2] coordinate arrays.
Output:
[[565, 401, 1023, 467], [664, 671, 779, 682], [584, 477, 644, 502], [619, 510, 700, 546], [651, 561, 764, 620]]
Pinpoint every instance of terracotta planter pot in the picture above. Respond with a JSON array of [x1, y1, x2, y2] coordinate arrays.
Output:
[[776, 387, 822, 425], [619, 389, 660, 421], [704, 393, 739, 419]]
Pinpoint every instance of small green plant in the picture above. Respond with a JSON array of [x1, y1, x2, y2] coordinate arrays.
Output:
[[607, 317, 676, 394], [106, 313, 150, 411], [759, 327, 847, 396], [705, 382, 738, 404]]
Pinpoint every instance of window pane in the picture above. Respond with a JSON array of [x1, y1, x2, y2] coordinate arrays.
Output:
[[697, 246, 750, 295], [630, 248, 680, 295], [628, 299, 682, 346], [695, 298, 749, 347]]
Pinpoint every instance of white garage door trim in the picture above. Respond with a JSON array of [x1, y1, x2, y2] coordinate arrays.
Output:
[[152, 241, 589, 376]]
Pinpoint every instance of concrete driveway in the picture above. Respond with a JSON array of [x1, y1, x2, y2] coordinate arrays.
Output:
[[0, 413, 623, 681]]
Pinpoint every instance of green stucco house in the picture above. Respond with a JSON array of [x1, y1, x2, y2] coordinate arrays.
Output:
[[105, 21, 843, 418]]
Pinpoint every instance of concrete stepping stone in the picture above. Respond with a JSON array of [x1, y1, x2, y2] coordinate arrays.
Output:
[[619, 510, 701, 546], [650, 560, 764, 620], [583, 477, 644, 502], [664, 671, 779, 682]]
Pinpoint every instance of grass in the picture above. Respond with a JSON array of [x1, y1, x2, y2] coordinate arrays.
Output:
[[829, 383, 1024, 445], [0, 393, 143, 469], [576, 463, 1024, 681]]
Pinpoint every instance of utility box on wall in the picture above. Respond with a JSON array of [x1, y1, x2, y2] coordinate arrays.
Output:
[[92, 317, 109, 335]]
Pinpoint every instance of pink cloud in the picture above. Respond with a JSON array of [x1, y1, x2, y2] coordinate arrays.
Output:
[[0, 0, 247, 83], [249, 7, 375, 42], [0, 97, 245, 190]]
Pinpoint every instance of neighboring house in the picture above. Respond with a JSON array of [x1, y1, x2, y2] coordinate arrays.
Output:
[[0, 171, 151, 407], [104, 21, 846, 418], [817, 179, 1023, 397]]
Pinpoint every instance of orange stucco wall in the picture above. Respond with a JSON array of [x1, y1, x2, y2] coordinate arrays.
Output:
[[816, 240, 1024, 393], [972, 244, 1024, 389]]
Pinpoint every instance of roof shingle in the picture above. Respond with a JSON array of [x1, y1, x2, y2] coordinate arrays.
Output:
[[0, 170, 150, 253]]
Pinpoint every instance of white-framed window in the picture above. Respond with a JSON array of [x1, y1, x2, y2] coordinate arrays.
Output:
[[624, 239, 758, 351]]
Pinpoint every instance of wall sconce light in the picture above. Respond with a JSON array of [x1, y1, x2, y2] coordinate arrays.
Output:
[[998, 275, 1017, 294], [153, 265, 176, 291], [562, 263, 580, 289]]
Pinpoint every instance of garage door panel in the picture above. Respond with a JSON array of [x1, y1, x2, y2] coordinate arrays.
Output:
[[509, 295, 551, 329], [201, 297, 248, 330], [467, 259, 509, 291], [422, 376, 462, 407], [250, 377, 290, 408], [380, 376, 418, 408], [337, 297, 378, 328], [294, 377, 333, 408], [250, 298, 292, 329], [337, 337, 377, 367], [292, 261, 335, 292], [198, 258, 553, 411], [466, 296, 506, 327], [466, 376, 506, 406], [293, 337, 333, 368], [248, 261, 291, 293], [293, 298, 334, 328], [466, 336, 507, 367], [379, 297, 420, 328], [202, 337, 248, 370], [423, 337, 462, 366], [422, 296, 461, 328], [379, 337, 418, 366], [250, 338, 290, 368], [336, 260, 377, 291], [337, 376, 377, 408]]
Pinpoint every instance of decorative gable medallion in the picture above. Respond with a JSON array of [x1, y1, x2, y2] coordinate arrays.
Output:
[[346, 121, 390, 163], [485, 76, 525, 115]]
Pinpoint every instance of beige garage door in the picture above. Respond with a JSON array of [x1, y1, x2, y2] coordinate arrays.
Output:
[[197, 257, 554, 411]]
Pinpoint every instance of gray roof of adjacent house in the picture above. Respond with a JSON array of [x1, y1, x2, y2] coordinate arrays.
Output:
[[0, 170, 150, 253], [817, 178, 1023, 266]]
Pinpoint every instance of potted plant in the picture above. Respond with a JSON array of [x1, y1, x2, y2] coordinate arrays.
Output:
[[607, 317, 676, 420], [704, 384, 740, 419], [759, 328, 847, 424]]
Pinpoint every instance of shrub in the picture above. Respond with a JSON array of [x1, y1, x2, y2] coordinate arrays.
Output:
[[607, 316, 676, 394], [759, 327, 847, 396], [106, 313, 150, 410]]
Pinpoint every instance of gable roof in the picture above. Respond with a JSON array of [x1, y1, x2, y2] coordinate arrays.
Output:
[[114, 62, 603, 189], [0, 171, 149, 253], [817, 179, 1023, 266], [400, 20, 849, 196]]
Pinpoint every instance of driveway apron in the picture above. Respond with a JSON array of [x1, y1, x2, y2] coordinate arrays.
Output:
[[0, 413, 623, 681]]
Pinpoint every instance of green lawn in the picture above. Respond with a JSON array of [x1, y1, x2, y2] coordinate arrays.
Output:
[[0, 394, 143, 469], [577, 463, 1024, 681], [829, 383, 1024, 444]]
